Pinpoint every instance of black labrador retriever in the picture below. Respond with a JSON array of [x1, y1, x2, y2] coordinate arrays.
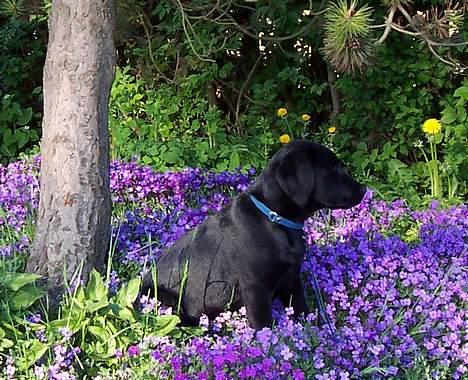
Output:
[[141, 140, 366, 329]]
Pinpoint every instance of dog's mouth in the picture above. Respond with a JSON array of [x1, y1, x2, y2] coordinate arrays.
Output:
[[321, 186, 367, 210], [328, 202, 360, 210]]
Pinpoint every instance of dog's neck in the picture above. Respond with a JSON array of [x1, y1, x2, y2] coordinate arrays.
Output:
[[247, 180, 321, 222]]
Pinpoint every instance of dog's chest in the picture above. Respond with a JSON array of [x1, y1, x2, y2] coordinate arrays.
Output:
[[277, 230, 306, 265]]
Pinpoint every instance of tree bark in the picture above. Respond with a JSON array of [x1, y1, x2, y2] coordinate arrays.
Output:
[[27, 0, 116, 306], [327, 64, 341, 120]]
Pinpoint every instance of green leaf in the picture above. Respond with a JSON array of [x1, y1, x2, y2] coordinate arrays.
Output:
[[454, 86, 468, 100], [0, 338, 14, 349], [109, 304, 136, 322], [155, 315, 180, 336], [66, 287, 86, 316], [9, 285, 44, 310], [16, 107, 33, 126], [455, 105, 466, 122], [88, 325, 111, 342], [1, 272, 42, 291], [361, 366, 387, 375], [85, 269, 108, 302], [355, 142, 367, 153], [115, 278, 140, 309], [87, 298, 109, 313], [2, 128, 14, 147], [18, 340, 48, 370], [124, 278, 141, 306], [441, 106, 457, 124], [229, 151, 240, 170], [49, 318, 76, 332], [16, 129, 30, 149]]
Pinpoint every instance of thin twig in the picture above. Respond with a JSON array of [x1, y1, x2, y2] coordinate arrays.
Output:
[[376, 6, 396, 44], [426, 40, 468, 47], [235, 49, 264, 133], [397, 4, 417, 26], [327, 64, 340, 120], [173, 0, 216, 62], [426, 42, 464, 69], [173, 50, 180, 83], [220, 13, 316, 42], [140, 16, 174, 83], [390, 23, 421, 37]]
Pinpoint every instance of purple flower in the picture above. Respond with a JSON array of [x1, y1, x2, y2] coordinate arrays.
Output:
[[127, 345, 140, 357], [114, 349, 123, 359], [2, 156, 467, 378]]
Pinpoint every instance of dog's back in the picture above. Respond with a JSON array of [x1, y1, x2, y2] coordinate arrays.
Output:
[[152, 207, 242, 322]]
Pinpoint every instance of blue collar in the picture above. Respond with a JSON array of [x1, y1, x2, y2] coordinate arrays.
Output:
[[249, 194, 304, 230]]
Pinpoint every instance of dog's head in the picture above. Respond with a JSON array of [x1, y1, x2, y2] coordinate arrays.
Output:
[[267, 140, 366, 214]]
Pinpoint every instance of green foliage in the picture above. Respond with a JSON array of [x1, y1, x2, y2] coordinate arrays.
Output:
[[49, 269, 180, 372], [0, 94, 39, 162], [109, 67, 270, 171], [1, 268, 183, 376], [0, 17, 46, 163], [439, 82, 468, 198], [0, 268, 44, 358], [0, 272, 43, 311], [1, 0, 466, 204], [0, 0, 25, 18], [330, 33, 466, 203]]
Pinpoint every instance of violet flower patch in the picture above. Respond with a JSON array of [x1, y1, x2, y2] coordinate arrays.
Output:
[[0, 157, 466, 379]]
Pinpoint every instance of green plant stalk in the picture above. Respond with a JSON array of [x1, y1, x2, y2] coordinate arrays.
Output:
[[428, 137, 441, 198], [432, 139, 440, 198], [282, 117, 294, 139], [208, 130, 214, 149], [177, 259, 189, 315], [417, 145, 436, 198]]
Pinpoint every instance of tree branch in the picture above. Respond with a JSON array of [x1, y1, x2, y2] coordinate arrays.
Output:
[[172, 0, 216, 62], [389, 23, 421, 37], [426, 42, 465, 69], [376, 6, 396, 44]]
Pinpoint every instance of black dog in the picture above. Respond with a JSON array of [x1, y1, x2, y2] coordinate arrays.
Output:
[[141, 140, 366, 329]]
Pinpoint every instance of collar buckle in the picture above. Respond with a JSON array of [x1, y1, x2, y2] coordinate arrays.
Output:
[[249, 194, 304, 230], [268, 211, 282, 223]]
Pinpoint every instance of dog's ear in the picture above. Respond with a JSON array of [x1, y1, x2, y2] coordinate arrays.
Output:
[[276, 153, 314, 208]]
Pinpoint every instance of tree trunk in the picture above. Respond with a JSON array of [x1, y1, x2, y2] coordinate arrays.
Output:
[[27, 0, 116, 307]]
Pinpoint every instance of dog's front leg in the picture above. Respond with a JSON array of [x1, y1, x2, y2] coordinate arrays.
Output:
[[241, 284, 272, 329], [277, 275, 309, 319]]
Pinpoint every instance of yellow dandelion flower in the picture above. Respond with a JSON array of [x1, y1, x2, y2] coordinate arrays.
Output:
[[301, 114, 311, 122], [328, 126, 336, 134], [279, 134, 291, 144], [422, 119, 442, 135], [276, 108, 288, 118]]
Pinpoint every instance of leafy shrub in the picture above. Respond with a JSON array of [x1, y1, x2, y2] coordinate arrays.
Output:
[[330, 35, 466, 203], [1, 0, 466, 203], [48, 269, 180, 375], [0, 95, 39, 162], [0, 267, 183, 377], [109, 67, 271, 171], [0, 271, 44, 347], [439, 82, 468, 198], [0, 17, 46, 163]]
